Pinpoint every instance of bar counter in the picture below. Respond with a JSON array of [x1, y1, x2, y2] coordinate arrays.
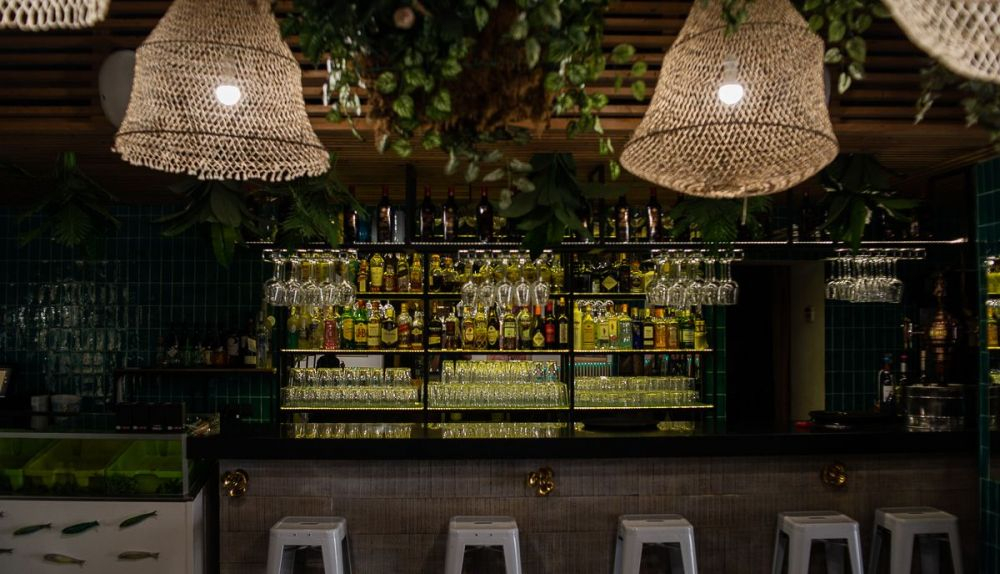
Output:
[[190, 426, 976, 459]]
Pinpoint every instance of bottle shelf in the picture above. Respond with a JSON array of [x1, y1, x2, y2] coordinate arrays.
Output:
[[280, 405, 423, 412], [426, 406, 570, 412], [572, 292, 648, 298], [573, 403, 714, 411], [431, 349, 567, 355], [114, 368, 277, 375], [574, 348, 713, 354], [281, 348, 425, 354], [354, 292, 425, 299]]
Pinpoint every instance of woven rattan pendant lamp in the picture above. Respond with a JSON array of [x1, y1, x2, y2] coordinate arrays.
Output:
[[0, 0, 110, 31], [882, 0, 1000, 83], [619, 0, 838, 198], [113, 0, 329, 182]]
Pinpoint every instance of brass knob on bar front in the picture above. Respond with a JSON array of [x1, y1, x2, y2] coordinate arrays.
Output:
[[222, 469, 249, 498], [527, 467, 555, 497], [820, 462, 848, 489]]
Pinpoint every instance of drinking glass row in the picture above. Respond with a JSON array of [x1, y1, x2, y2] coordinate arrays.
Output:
[[289, 367, 413, 387], [645, 249, 742, 308], [285, 422, 415, 439], [575, 389, 701, 408], [441, 360, 560, 385], [282, 385, 421, 408], [825, 249, 923, 303], [428, 382, 568, 408], [575, 376, 695, 391]]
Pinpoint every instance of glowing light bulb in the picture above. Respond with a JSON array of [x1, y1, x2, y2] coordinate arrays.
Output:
[[215, 84, 241, 106], [717, 82, 745, 105], [718, 55, 744, 106]]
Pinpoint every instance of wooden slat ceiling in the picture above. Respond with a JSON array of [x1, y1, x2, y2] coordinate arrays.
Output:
[[0, 0, 993, 204]]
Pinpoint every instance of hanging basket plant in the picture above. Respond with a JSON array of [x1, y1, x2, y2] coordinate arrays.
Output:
[[284, 0, 645, 181]]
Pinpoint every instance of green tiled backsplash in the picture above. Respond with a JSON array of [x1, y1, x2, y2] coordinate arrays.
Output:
[[0, 206, 272, 421], [977, 156, 1000, 565], [824, 301, 904, 412]]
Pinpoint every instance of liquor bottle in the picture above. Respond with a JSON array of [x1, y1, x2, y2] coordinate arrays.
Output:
[[396, 253, 410, 293], [989, 307, 1000, 348], [256, 310, 271, 369], [617, 255, 630, 294], [517, 305, 533, 350], [307, 306, 324, 349], [618, 304, 632, 350], [383, 254, 397, 292], [347, 254, 359, 287], [286, 307, 300, 349], [557, 299, 569, 349], [428, 305, 444, 349], [693, 309, 707, 350], [581, 306, 596, 350], [344, 185, 359, 246], [381, 302, 398, 349], [679, 310, 695, 350], [474, 306, 488, 349], [377, 185, 394, 243], [367, 301, 381, 349], [877, 354, 895, 412], [615, 195, 631, 242], [323, 306, 339, 350], [487, 307, 500, 350], [299, 308, 312, 350], [442, 187, 458, 241], [630, 257, 644, 293], [596, 308, 610, 349], [369, 252, 385, 292], [918, 349, 931, 384], [600, 258, 620, 293], [666, 310, 680, 349], [477, 187, 494, 242], [397, 303, 412, 350], [575, 259, 592, 293], [653, 309, 668, 350], [646, 188, 663, 242], [420, 186, 436, 240], [357, 260, 368, 293], [551, 256, 565, 291], [353, 301, 368, 351], [340, 304, 355, 350], [409, 255, 423, 292], [631, 308, 643, 350], [445, 306, 460, 350], [226, 323, 241, 366], [577, 202, 592, 242], [573, 303, 583, 350], [442, 257, 457, 293], [642, 309, 655, 349], [429, 254, 442, 292], [544, 301, 556, 349], [241, 317, 258, 367], [531, 305, 546, 350], [501, 305, 518, 350], [411, 310, 424, 350], [590, 259, 604, 293]]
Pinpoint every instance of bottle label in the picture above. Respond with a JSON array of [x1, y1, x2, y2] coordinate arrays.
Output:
[[463, 325, 475, 344], [487, 326, 499, 346], [354, 323, 367, 343], [368, 324, 379, 347], [342, 319, 354, 341], [602, 276, 618, 292], [385, 274, 396, 292], [382, 327, 398, 345], [533, 332, 545, 348], [371, 267, 384, 288], [429, 331, 442, 347], [558, 323, 568, 344]]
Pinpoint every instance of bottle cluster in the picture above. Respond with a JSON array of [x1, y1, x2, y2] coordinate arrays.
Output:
[[156, 311, 272, 369], [286, 300, 423, 352], [573, 303, 709, 351]]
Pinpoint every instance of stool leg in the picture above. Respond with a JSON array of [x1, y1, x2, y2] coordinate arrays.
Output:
[[847, 531, 864, 574], [321, 537, 344, 574], [786, 535, 812, 574], [443, 537, 466, 574], [266, 536, 292, 574], [772, 531, 788, 574], [824, 541, 845, 574], [870, 526, 885, 574], [946, 524, 963, 574], [889, 530, 914, 574], [613, 533, 625, 574], [619, 534, 645, 574], [917, 535, 937, 574], [679, 530, 699, 574], [502, 536, 523, 574]]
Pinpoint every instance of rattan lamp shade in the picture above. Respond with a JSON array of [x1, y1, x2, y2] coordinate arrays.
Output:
[[0, 0, 109, 30], [619, 0, 838, 198], [883, 0, 1000, 83], [113, 0, 329, 182]]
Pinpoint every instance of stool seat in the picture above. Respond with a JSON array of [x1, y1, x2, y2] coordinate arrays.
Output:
[[267, 516, 350, 574], [772, 511, 863, 574], [444, 515, 522, 574], [613, 514, 698, 574], [870, 507, 962, 574]]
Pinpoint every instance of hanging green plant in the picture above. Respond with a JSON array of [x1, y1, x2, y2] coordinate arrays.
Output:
[[267, 168, 366, 249], [3, 152, 120, 258], [283, 0, 644, 182], [818, 153, 919, 250], [155, 179, 264, 268], [917, 63, 1000, 149], [669, 196, 773, 242]]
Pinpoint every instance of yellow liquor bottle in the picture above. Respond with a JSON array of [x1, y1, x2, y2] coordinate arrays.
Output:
[[369, 252, 385, 292], [653, 308, 668, 350], [581, 306, 596, 350]]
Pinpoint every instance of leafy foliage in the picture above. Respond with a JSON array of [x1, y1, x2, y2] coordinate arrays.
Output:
[[3, 152, 120, 258], [819, 154, 919, 250], [267, 169, 366, 249], [284, 0, 643, 181], [669, 196, 772, 242], [155, 179, 263, 268], [499, 153, 591, 256], [917, 63, 1000, 149]]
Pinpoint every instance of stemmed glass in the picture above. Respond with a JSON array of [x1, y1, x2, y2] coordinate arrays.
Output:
[[319, 255, 338, 306], [717, 253, 739, 306], [336, 254, 356, 307], [264, 252, 288, 307], [286, 254, 306, 306], [513, 255, 532, 309]]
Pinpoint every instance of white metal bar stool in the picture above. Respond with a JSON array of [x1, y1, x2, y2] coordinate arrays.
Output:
[[266, 516, 351, 574], [771, 511, 864, 574], [612, 514, 698, 574], [869, 507, 963, 574], [443, 515, 522, 574]]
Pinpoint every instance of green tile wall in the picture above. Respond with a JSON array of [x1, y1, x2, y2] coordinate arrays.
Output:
[[977, 156, 1000, 568], [824, 301, 904, 411], [0, 206, 274, 421]]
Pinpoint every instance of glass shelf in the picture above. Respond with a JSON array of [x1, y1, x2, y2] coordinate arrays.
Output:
[[114, 368, 276, 375], [281, 348, 425, 354], [574, 348, 713, 354], [431, 349, 566, 355], [573, 403, 714, 411], [280, 405, 423, 412], [426, 406, 570, 412]]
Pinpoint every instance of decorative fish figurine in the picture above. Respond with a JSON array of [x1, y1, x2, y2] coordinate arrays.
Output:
[[118, 551, 159, 561], [0, 548, 12, 554], [61, 520, 99, 535], [13, 523, 51, 536], [44, 553, 85, 566], [119, 511, 157, 529]]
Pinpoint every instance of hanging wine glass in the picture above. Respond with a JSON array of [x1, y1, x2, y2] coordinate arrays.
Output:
[[286, 254, 306, 306], [264, 251, 288, 307], [513, 255, 532, 308], [319, 254, 338, 306]]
